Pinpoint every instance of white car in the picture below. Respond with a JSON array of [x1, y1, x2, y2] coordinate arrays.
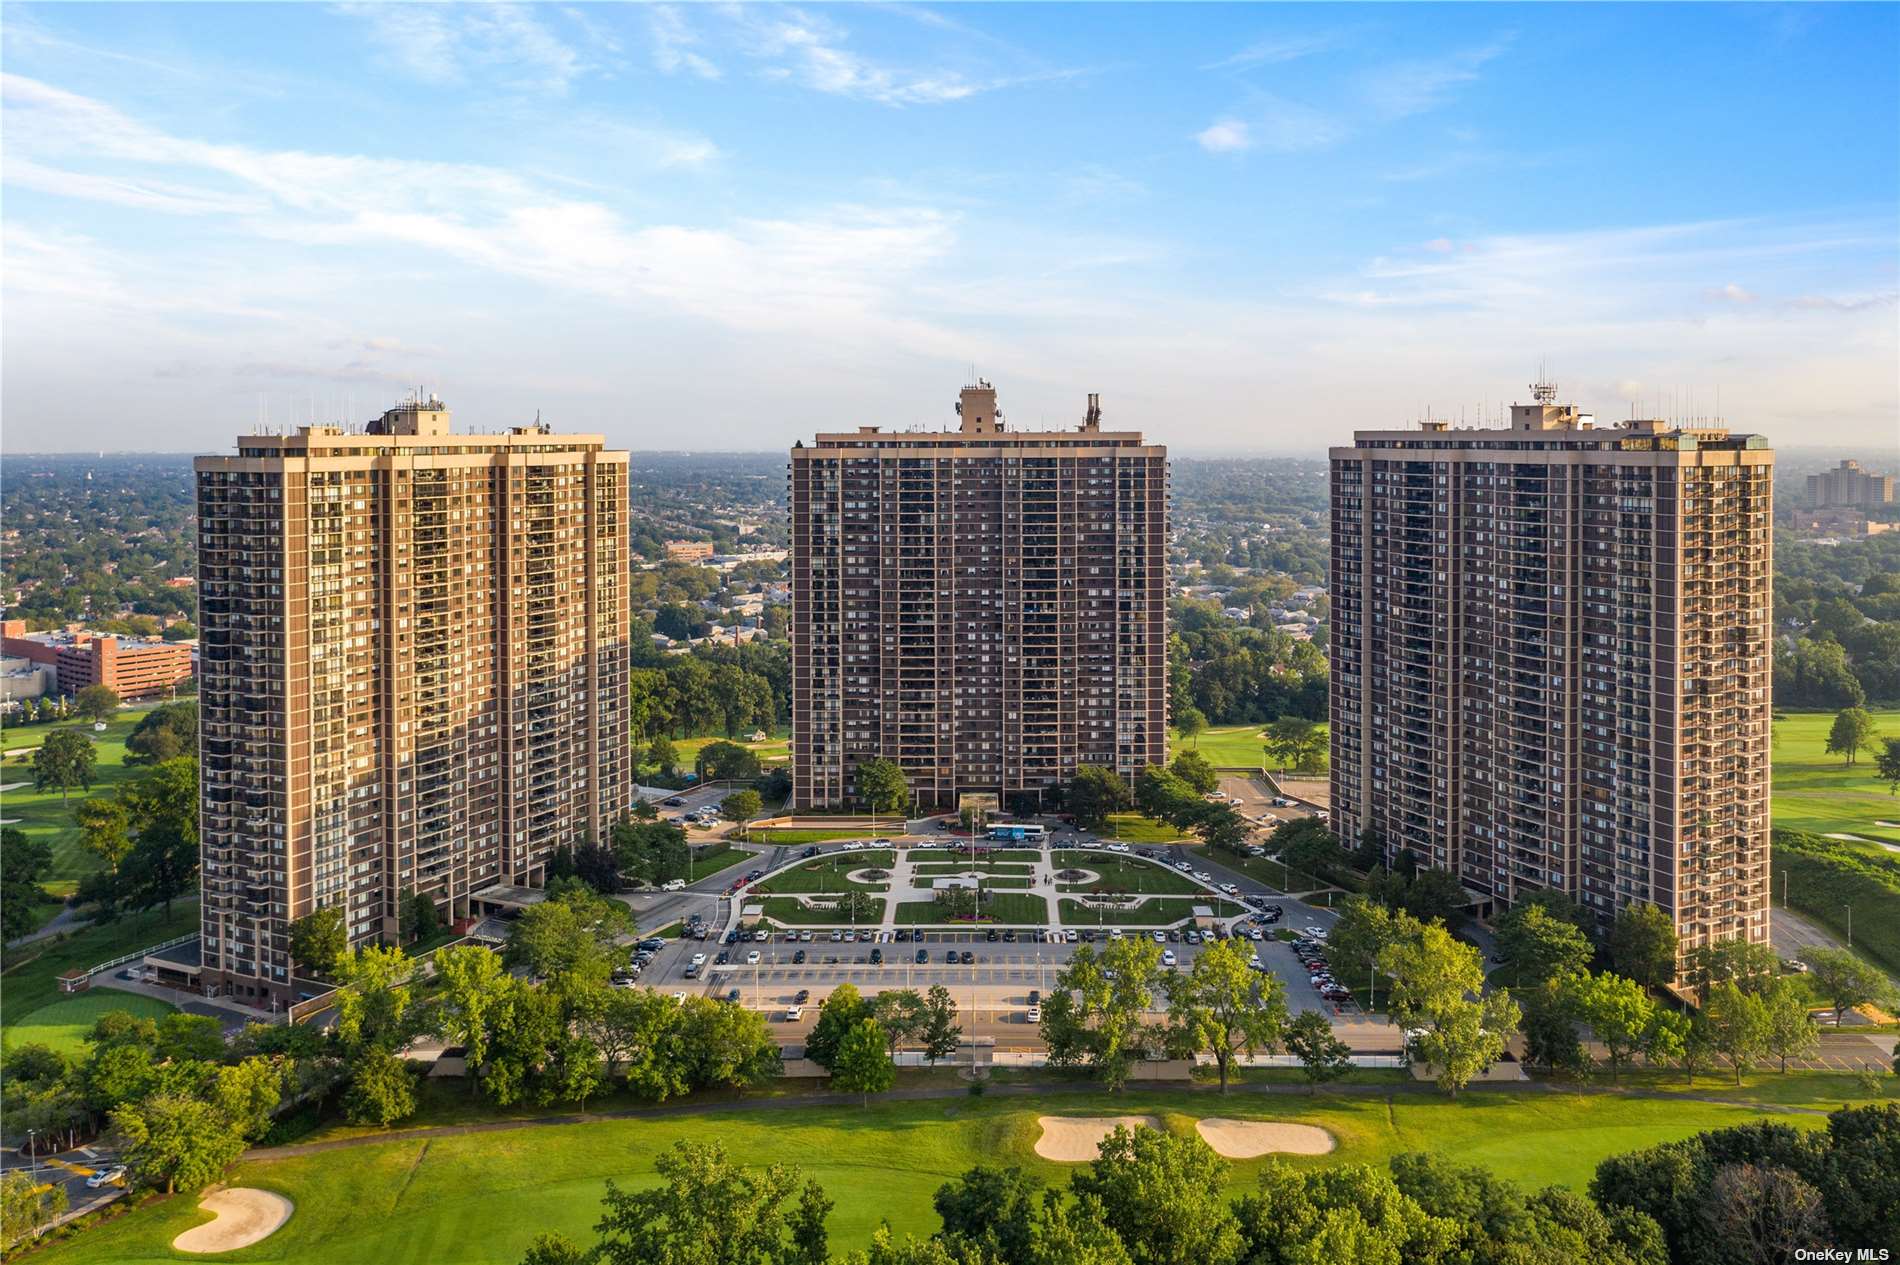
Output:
[[1027, 1005, 1042, 1022], [746, 950, 761, 965], [1108, 842, 1131, 853], [1065, 929, 1078, 942], [1194, 871, 1213, 883], [1161, 950, 1177, 966], [85, 1166, 126, 1190], [690, 953, 707, 967], [661, 878, 686, 891], [672, 991, 687, 1003], [1176, 860, 1193, 872], [1220, 882, 1239, 895], [785, 1005, 805, 1021], [1152, 930, 1166, 943]]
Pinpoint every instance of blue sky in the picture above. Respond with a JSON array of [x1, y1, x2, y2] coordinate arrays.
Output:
[[3, 2, 1896, 453]]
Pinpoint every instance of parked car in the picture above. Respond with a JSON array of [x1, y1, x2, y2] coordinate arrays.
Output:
[[86, 1166, 126, 1189], [943, 949, 959, 963], [661, 878, 686, 891], [870, 948, 883, 964], [663, 796, 685, 806], [785, 1005, 804, 1022], [1027, 1006, 1041, 1022], [792, 949, 806, 964], [916, 949, 929, 964], [1161, 949, 1177, 966], [726, 988, 742, 1002], [746, 950, 761, 965], [960, 950, 975, 964], [690, 953, 708, 967]]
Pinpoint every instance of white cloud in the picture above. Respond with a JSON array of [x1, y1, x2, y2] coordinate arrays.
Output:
[[334, 3, 589, 93], [1204, 31, 1343, 71], [1356, 39, 1512, 120], [649, 5, 720, 80], [1706, 282, 1757, 304], [1196, 118, 1252, 154]]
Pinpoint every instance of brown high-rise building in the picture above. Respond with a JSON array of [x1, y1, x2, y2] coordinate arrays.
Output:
[[195, 398, 630, 1004], [1806, 458, 1894, 508], [1329, 385, 1773, 975], [789, 383, 1169, 813]]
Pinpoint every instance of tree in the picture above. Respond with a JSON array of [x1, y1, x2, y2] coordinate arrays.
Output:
[[1070, 1126, 1243, 1265], [855, 758, 909, 818], [1164, 936, 1289, 1092], [1609, 903, 1680, 990], [1, 1169, 67, 1250], [1761, 977, 1820, 1073], [1802, 946, 1891, 1026], [125, 700, 195, 764], [1264, 715, 1324, 774], [1190, 802, 1249, 854], [504, 883, 634, 1001], [647, 735, 678, 776], [1279, 820, 1344, 889], [1284, 1009, 1354, 1092], [332, 944, 416, 1053], [1496, 904, 1595, 987], [1826, 706, 1880, 767], [1042, 939, 1163, 1091], [1134, 764, 1198, 829], [74, 684, 120, 724], [587, 1140, 807, 1265], [1877, 737, 1900, 796], [212, 1057, 285, 1140], [723, 788, 763, 827], [832, 1017, 896, 1106], [33, 728, 95, 802], [0, 827, 55, 943], [1175, 707, 1206, 748], [1327, 897, 1406, 1010], [1412, 990, 1521, 1098], [805, 983, 869, 1070], [289, 905, 347, 976], [697, 739, 762, 783], [921, 984, 962, 1065], [1067, 765, 1133, 832], [932, 1165, 1046, 1264], [675, 996, 781, 1092], [581, 985, 688, 1100], [399, 889, 440, 944], [1573, 971, 1656, 1085], [1706, 981, 1771, 1085], [1169, 749, 1218, 796], [1521, 975, 1589, 1078], [869, 989, 929, 1055], [1701, 1162, 1831, 1265], [436, 943, 509, 1086], [343, 1048, 417, 1127], [83, 756, 198, 917], [1689, 938, 1780, 1004], [111, 1092, 245, 1194]]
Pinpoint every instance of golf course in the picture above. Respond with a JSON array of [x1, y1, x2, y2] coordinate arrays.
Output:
[[31, 1079, 1853, 1264]]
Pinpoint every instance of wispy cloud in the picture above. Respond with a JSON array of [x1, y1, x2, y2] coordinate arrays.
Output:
[[1706, 282, 1757, 304], [1197, 95, 1344, 154], [334, 3, 591, 93], [649, 5, 720, 80], [1356, 38, 1512, 120], [1, 73, 960, 349], [1203, 30, 1343, 71]]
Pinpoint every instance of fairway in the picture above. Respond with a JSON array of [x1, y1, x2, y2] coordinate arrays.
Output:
[[1170, 722, 1329, 771], [33, 1087, 1834, 1265], [0, 704, 167, 879], [1772, 709, 1900, 846], [4, 990, 176, 1056], [0, 901, 200, 1039]]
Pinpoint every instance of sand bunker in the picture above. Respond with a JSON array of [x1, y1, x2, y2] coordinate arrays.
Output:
[[1194, 1118, 1336, 1158], [1034, 1115, 1159, 1161], [172, 1188, 294, 1253]]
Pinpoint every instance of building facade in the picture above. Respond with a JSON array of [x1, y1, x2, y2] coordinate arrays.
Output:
[[0, 620, 194, 700], [195, 398, 631, 1005], [1806, 459, 1894, 508], [789, 384, 1169, 812], [1329, 386, 1773, 972]]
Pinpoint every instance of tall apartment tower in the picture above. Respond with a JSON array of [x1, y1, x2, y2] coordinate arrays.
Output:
[[195, 398, 631, 1004], [1806, 459, 1895, 508], [789, 383, 1169, 812], [1329, 385, 1773, 973]]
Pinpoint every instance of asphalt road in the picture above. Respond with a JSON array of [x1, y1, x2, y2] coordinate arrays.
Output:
[[0, 1143, 125, 1225]]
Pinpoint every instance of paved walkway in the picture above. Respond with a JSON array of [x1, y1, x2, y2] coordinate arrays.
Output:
[[5, 905, 91, 949]]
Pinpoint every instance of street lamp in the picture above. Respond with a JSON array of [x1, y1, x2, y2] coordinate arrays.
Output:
[[1845, 903, 1852, 948]]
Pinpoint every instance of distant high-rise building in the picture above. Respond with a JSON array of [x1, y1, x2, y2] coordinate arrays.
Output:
[[788, 383, 1169, 812], [1806, 459, 1894, 508], [1329, 385, 1773, 973], [194, 398, 630, 1005]]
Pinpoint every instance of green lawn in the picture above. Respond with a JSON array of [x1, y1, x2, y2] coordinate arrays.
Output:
[[757, 896, 888, 927], [912, 861, 1036, 877], [893, 893, 1052, 925], [1100, 814, 1188, 844], [1056, 897, 1245, 926], [4, 990, 176, 1056], [0, 900, 200, 1038], [686, 844, 754, 881], [673, 728, 791, 772], [31, 1084, 1840, 1265], [1, 706, 164, 879], [750, 828, 882, 846], [1772, 709, 1900, 845], [1052, 854, 1203, 895], [1170, 722, 1330, 771], [749, 852, 894, 895]]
